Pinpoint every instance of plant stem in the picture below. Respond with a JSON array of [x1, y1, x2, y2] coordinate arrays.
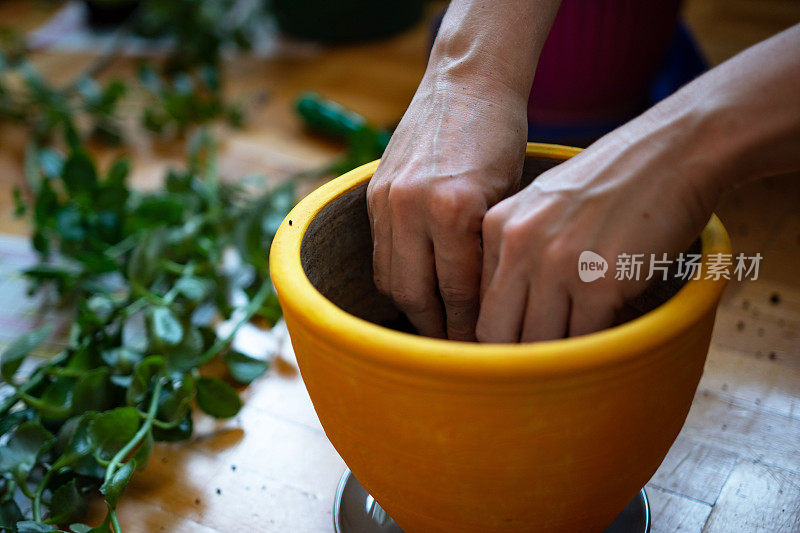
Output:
[[32, 467, 55, 522], [105, 233, 139, 259], [0, 361, 53, 417], [162, 262, 196, 304], [121, 297, 148, 318], [150, 417, 183, 429], [110, 508, 122, 533], [18, 480, 34, 501], [105, 377, 163, 483], [198, 279, 271, 366], [131, 283, 172, 307]]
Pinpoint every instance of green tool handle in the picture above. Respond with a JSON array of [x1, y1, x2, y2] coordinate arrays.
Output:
[[295, 92, 392, 153], [296, 92, 369, 141]]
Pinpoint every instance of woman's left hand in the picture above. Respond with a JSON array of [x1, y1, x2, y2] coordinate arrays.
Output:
[[477, 113, 721, 343]]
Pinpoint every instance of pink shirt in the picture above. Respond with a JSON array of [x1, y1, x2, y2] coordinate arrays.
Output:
[[529, 0, 683, 125]]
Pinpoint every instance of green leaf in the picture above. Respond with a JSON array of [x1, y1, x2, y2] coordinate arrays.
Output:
[[69, 512, 112, 533], [164, 326, 203, 375], [66, 122, 82, 152], [126, 228, 166, 287], [157, 376, 195, 423], [32, 178, 58, 228], [83, 295, 115, 325], [46, 479, 87, 525], [61, 151, 97, 194], [234, 181, 295, 271], [0, 500, 23, 531], [1, 324, 52, 382], [148, 307, 183, 348], [55, 205, 85, 241], [133, 195, 185, 228], [106, 158, 129, 187], [195, 376, 241, 419], [64, 346, 91, 372], [0, 422, 55, 484], [94, 192, 127, 224], [142, 107, 167, 133], [72, 453, 106, 480], [53, 413, 96, 471], [126, 356, 165, 406], [132, 429, 153, 471], [174, 277, 210, 303], [16, 522, 58, 532], [100, 347, 142, 375], [72, 367, 110, 414], [69, 516, 111, 533], [100, 346, 142, 374], [76, 76, 101, 103], [57, 414, 104, 476], [38, 147, 64, 180], [88, 407, 140, 462], [0, 409, 36, 439], [224, 351, 268, 384], [100, 459, 136, 509]]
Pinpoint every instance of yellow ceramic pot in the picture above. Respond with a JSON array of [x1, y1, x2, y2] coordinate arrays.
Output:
[[269, 143, 730, 532]]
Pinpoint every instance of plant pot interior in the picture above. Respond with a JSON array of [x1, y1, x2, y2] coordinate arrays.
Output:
[[300, 156, 698, 337]]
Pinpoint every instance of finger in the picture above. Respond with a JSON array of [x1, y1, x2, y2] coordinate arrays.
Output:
[[480, 233, 499, 303], [475, 265, 528, 343], [365, 176, 382, 240], [567, 290, 618, 337], [371, 212, 392, 297], [391, 223, 446, 339], [520, 283, 570, 342], [433, 231, 482, 341], [480, 220, 500, 303], [367, 183, 392, 296]]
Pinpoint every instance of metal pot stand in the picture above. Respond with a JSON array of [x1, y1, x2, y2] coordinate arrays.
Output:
[[333, 469, 650, 533]]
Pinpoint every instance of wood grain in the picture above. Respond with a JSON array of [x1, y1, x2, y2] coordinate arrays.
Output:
[[704, 460, 800, 532], [649, 435, 739, 505], [645, 485, 712, 533]]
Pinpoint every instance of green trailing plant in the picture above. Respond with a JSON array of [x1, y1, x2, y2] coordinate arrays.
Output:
[[0, 6, 380, 528], [138, 64, 244, 136], [0, 48, 127, 145], [0, 48, 242, 145], [1, 131, 294, 532], [132, 0, 263, 72], [0, 0, 259, 144]]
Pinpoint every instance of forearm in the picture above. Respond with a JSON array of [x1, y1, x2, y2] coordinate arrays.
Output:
[[427, 0, 562, 100], [637, 24, 800, 196]]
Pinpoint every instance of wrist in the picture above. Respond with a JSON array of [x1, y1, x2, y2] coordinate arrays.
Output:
[[426, 0, 558, 101], [427, 37, 536, 101], [422, 52, 532, 111], [626, 95, 737, 205]]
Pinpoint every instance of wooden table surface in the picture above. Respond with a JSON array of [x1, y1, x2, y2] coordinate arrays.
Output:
[[1, 1, 798, 532]]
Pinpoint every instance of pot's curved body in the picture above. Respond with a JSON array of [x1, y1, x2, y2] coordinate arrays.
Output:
[[269, 144, 730, 532]]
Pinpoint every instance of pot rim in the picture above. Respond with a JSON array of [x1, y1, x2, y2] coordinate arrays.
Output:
[[269, 143, 731, 378]]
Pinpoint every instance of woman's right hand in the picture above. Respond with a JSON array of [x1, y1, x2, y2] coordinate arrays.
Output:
[[366, 71, 530, 341]]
